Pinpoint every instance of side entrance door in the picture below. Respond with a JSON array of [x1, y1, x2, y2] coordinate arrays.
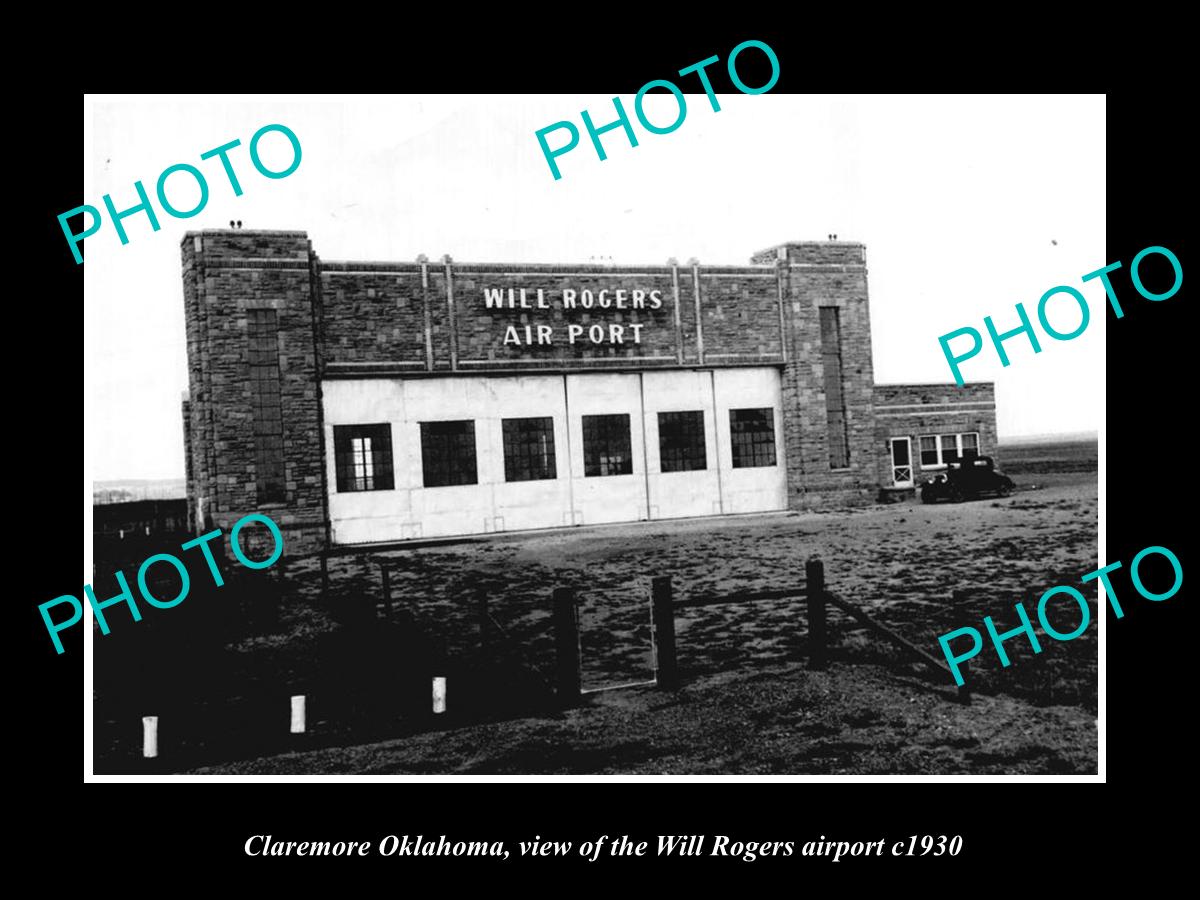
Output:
[[889, 437, 914, 488]]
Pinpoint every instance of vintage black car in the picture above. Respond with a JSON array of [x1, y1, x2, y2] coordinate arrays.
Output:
[[920, 455, 1014, 503]]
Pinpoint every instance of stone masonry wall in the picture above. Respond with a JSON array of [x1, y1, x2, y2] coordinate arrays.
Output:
[[320, 264, 426, 369], [771, 242, 879, 509], [181, 396, 194, 532], [180, 230, 327, 557], [181, 230, 977, 557], [318, 261, 786, 372], [873, 382, 999, 484]]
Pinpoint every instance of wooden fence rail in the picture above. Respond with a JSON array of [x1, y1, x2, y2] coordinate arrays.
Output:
[[547, 558, 966, 706], [675, 585, 807, 610], [377, 557, 965, 713], [823, 589, 954, 680], [477, 595, 557, 695]]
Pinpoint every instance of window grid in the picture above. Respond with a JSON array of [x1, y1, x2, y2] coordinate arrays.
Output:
[[919, 435, 939, 467], [818, 307, 851, 469], [247, 309, 286, 503], [918, 432, 981, 468], [352, 436, 375, 489], [940, 433, 960, 464], [730, 408, 777, 468], [658, 411, 707, 473], [334, 424, 394, 492], [421, 420, 478, 487], [582, 414, 633, 477], [502, 417, 557, 482]]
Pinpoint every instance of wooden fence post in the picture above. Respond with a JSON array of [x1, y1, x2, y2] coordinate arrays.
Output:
[[381, 565, 393, 620], [478, 590, 491, 658], [806, 558, 827, 670], [552, 587, 581, 706], [651, 576, 678, 689]]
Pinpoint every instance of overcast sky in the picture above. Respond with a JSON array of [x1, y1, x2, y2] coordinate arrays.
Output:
[[84, 94, 1105, 482]]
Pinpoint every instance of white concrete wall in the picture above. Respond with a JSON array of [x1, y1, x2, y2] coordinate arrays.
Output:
[[324, 376, 572, 542], [483, 379, 572, 532], [712, 368, 788, 514], [323, 380, 411, 544], [565, 373, 649, 526], [642, 371, 722, 519], [323, 369, 786, 544]]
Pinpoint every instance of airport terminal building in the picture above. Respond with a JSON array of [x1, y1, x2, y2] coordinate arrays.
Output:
[[180, 230, 997, 556]]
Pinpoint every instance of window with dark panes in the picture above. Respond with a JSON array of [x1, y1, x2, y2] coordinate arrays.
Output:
[[730, 408, 777, 468], [420, 420, 477, 487], [920, 432, 982, 467], [919, 435, 940, 467], [247, 309, 286, 503], [582, 414, 633, 477], [818, 306, 851, 468], [940, 433, 960, 464], [334, 424, 394, 492], [960, 432, 980, 458], [658, 411, 707, 472], [502, 417, 557, 482]]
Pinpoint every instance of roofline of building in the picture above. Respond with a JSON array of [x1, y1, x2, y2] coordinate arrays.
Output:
[[751, 239, 865, 255], [183, 230, 868, 271], [317, 260, 778, 273], [183, 229, 310, 240], [873, 380, 995, 389]]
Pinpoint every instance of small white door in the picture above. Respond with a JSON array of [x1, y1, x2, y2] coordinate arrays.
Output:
[[889, 437, 914, 488]]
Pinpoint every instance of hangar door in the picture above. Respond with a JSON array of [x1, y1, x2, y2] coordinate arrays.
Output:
[[323, 368, 786, 543]]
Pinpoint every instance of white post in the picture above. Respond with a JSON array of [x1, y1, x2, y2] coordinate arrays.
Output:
[[432, 677, 447, 714], [142, 716, 158, 759], [290, 695, 306, 734]]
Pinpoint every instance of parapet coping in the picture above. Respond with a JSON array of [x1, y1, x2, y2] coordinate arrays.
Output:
[[184, 230, 310, 241], [318, 260, 779, 275], [873, 380, 996, 389], [751, 239, 866, 255]]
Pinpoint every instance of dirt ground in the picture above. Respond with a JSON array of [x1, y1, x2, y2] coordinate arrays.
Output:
[[193, 662, 1094, 775], [170, 460, 1098, 776], [307, 469, 1098, 693]]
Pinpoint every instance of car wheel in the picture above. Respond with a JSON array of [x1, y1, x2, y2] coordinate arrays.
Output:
[[922, 492, 934, 504], [950, 488, 964, 503], [999, 484, 1012, 498]]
